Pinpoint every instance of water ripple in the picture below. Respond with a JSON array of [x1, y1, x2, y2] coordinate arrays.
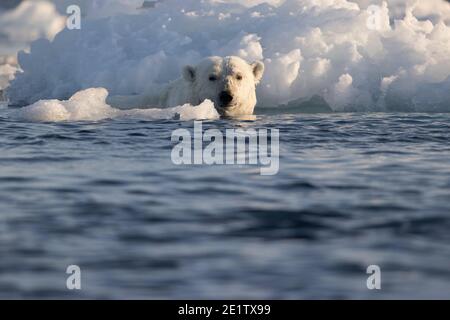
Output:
[[0, 112, 449, 298]]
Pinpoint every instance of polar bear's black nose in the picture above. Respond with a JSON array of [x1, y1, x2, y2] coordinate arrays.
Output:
[[219, 91, 233, 106]]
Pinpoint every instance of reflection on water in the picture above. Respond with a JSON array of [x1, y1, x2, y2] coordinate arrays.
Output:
[[0, 111, 450, 298]]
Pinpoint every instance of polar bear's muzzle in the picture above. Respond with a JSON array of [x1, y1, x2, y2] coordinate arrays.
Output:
[[219, 90, 234, 108]]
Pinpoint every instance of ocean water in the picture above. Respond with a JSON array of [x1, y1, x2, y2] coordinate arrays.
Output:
[[1, 103, 450, 299]]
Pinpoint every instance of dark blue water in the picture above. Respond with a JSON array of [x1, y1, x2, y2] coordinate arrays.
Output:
[[1, 106, 450, 299]]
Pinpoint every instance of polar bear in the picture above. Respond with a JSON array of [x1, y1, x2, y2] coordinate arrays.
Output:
[[107, 56, 265, 117]]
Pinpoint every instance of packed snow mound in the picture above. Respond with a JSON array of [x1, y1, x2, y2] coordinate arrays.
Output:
[[0, 0, 65, 94], [52, 0, 146, 19], [0, 63, 17, 93], [13, 88, 219, 122], [354, 0, 450, 24], [6, 0, 450, 112], [0, 0, 65, 55]]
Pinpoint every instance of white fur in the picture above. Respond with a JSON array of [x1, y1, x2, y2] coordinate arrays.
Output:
[[108, 56, 264, 117]]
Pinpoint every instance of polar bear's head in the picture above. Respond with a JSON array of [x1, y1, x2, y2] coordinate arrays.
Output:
[[183, 56, 265, 117]]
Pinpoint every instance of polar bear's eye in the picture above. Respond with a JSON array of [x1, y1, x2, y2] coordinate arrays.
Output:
[[209, 75, 217, 81], [236, 74, 243, 81]]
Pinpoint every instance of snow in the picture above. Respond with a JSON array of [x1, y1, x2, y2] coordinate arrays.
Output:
[[12, 87, 219, 122], [3, 0, 450, 112], [0, 0, 65, 94], [0, 63, 18, 94], [52, 0, 146, 19], [0, 0, 65, 55]]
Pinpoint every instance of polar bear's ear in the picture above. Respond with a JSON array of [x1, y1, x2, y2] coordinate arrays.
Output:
[[251, 61, 265, 84], [183, 65, 196, 82]]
